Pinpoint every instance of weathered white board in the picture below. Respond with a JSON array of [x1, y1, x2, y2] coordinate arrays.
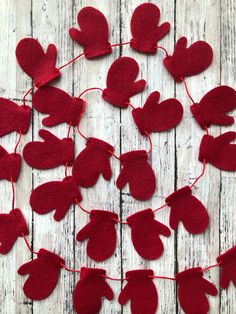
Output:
[[0, 0, 235, 313]]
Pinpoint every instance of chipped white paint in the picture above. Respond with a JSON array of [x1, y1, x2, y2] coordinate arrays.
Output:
[[0, 0, 235, 313]]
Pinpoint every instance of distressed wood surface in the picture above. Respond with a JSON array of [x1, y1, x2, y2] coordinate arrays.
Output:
[[0, 0, 235, 313]]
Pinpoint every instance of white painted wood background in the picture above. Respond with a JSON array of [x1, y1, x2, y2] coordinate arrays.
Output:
[[0, 0, 235, 313]]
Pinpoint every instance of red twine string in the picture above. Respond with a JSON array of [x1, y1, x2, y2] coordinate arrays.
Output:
[[149, 275, 176, 281], [10, 176, 15, 211], [144, 131, 153, 154], [101, 274, 127, 281], [155, 45, 169, 58], [58, 52, 85, 70], [190, 158, 207, 189], [23, 85, 35, 107], [60, 263, 81, 273], [77, 125, 88, 141], [78, 87, 104, 99], [21, 232, 38, 255], [113, 217, 128, 225], [152, 203, 168, 213], [75, 199, 91, 214], [14, 129, 22, 154], [202, 262, 221, 272], [109, 41, 131, 48], [180, 77, 195, 104], [126, 102, 136, 110]]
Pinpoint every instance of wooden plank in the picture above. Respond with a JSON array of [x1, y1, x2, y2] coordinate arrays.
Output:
[[0, 0, 33, 313], [220, 0, 236, 312], [31, 1, 75, 313], [72, 1, 122, 313], [120, 1, 176, 313], [175, 0, 221, 313]]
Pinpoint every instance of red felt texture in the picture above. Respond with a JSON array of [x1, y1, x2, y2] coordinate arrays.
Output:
[[130, 3, 170, 53], [69, 7, 112, 59], [191, 86, 236, 129], [32, 86, 84, 127], [30, 176, 82, 221], [0, 208, 28, 254], [77, 210, 118, 261], [163, 37, 213, 82], [73, 267, 113, 314], [0, 146, 21, 182], [72, 137, 114, 188], [176, 267, 218, 314], [18, 249, 64, 300], [132, 91, 183, 135], [15, 38, 60, 88], [0, 98, 31, 137], [116, 150, 156, 200], [23, 129, 74, 169], [119, 269, 158, 314], [102, 57, 146, 108], [127, 209, 171, 260], [217, 245, 236, 289], [199, 132, 236, 171], [165, 186, 209, 234]]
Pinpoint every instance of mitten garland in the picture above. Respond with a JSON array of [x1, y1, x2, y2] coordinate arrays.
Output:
[[0, 2, 235, 314]]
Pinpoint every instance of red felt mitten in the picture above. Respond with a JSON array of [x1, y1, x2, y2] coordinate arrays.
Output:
[[199, 132, 236, 171], [0, 208, 28, 254], [176, 267, 218, 314], [23, 130, 74, 169], [217, 245, 236, 289], [0, 145, 21, 182], [191, 86, 236, 129], [73, 268, 113, 314], [32, 86, 84, 127], [77, 210, 118, 261], [18, 249, 64, 300], [132, 91, 183, 135], [163, 37, 213, 82], [119, 270, 158, 314], [127, 209, 171, 260], [0, 98, 31, 137], [30, 176, 82, 221], [165, 186, 209, 234], [130, 3, 170, 53], [116, 150, 156, 200], [69, 7, 112, 59], [16, 38, 60, 88], [72, 137, 114, 187], [102, 57, 146, 108]]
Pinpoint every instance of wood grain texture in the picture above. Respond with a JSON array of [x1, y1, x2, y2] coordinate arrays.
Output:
[[0, 0, 235, 313]]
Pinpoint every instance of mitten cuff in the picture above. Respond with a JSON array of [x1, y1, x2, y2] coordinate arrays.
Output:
[[127, 208, 154, 225], [130, 39, 157, 54], [34, 68, 60, 88], [163, 56, 182, 82], [126, 269, 154, 280], [80, 267, 106, 280], [90, 210, 118, 223], [17, 105, 31, 134], [4, 153, 21, 182], [37, 249, 65, 268], [87, 137, 114, 154], [68, 98, 85, 126], [190, 102, 210, 129], [10, 208, 29, 236], [165, 186, 191, 205], [102, 88, 129, 109], [132, 108, 146, 135], [120, 150, 147, 163], [176, 267, 203, 282], [61, 138, 75, 166], [198, 134, 214, 163], [84, 42, 112, 59], [217, 245, 236, 264]]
